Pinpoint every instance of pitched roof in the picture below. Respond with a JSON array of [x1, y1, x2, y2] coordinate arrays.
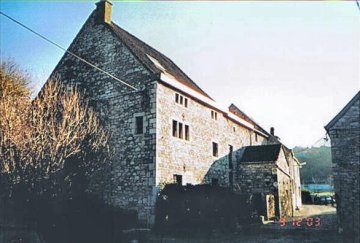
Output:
[[229, 104, 270, 136], [239, 144, 282, 162], [107, 22, 213, 100], [325, 90, 360, 131]]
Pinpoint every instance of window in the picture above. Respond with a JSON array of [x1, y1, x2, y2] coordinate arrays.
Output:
[[178, 122, 183, 139], [172, 120, 190, 141], [255, 133, 258, 142], [135, 116, 143, 134], [172, 120, 178, 137], [211, 110, 218, 120], [212, 142, 218, 157], [185, 125, 190, 141], [233, 126, 236, 132], [175, 93, 188, 108], [228, 145, 233, 169], [174, 174, 182, 186]]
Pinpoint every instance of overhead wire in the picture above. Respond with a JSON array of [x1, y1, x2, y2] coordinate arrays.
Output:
[[0, 11, 138, 91]]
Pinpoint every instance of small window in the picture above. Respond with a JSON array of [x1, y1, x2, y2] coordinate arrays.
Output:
[[135, 116, 143, 134], [172, 120, 178, 137], [212, 142, 218, 157], [178, 122, 183, 139], [233, 126, 236, 132], [175, 93, 188, 108], [174, 174, 182, 186], [255, 133, 258, 142], [211, 110, 218, 120], [185, 125, 190, 141]]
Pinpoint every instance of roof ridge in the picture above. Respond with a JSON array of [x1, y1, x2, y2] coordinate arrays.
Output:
[[325, 90, 360, 130]]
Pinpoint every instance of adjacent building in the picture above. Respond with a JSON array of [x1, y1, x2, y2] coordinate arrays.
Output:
[[325, 91, 360, 240], [46, 0, 301, 224], [235, 144, 302, 219]]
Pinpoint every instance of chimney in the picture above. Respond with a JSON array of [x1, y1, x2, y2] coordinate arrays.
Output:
[[270, 127, 275, 136], [95, 0, 112, 24]]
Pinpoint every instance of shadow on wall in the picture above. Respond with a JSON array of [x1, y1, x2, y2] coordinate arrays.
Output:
[[153, 146, 275, 232]]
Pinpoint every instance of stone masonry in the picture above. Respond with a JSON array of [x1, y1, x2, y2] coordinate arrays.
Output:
[[325, 91, 360, 241], [45, 0, 301, 225], [235, 144, 301, 219]]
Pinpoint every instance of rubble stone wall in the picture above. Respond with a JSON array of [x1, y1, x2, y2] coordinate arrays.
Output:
[[155, 83, 268, 189], [50, 11, 158, 223], [328, 98, 360, 239], [234, 149, 293, 218]]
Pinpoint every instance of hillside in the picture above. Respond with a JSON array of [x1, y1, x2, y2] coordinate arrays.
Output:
[[293, 146, 333, 185]]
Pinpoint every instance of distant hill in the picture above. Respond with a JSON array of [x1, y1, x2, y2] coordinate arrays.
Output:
[[293, 146, 333, 185]]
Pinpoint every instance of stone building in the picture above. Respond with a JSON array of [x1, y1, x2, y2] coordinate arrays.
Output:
[[235, 144, 302, 219], [46, 0, 300, 224], [325, 91, 360, 240]]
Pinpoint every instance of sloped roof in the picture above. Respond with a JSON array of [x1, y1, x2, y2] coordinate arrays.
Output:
[[239, 144, 282, 162], [325, 91, 360, 131], [107, 22, 213, 100], [229, 104, 270, 136]]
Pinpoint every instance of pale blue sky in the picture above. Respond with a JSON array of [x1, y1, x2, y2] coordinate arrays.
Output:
[[1, 1, 359, 148]]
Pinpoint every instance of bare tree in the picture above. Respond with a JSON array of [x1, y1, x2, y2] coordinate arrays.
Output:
[[0, 60, 110, 200], [0, 60, 31, 196]]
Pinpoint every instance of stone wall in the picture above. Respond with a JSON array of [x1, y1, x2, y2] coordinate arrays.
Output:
[[235, 161, 276, 194], [155, 83, 268, 189], [50, 10, 158, 224], [282, 148, 301, 211], [327, 98, 359, 239], [276, 149, 293, 218], [234, 148, 293, 218]]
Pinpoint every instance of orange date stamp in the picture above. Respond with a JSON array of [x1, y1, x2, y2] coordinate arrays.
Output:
[[280, 217, 321, 227]]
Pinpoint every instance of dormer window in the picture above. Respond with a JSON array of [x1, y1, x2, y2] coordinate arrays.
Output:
[[175, 93, 188, 108]]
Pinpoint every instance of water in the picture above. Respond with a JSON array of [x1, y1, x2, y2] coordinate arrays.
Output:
[[301, 184, 334, 192]]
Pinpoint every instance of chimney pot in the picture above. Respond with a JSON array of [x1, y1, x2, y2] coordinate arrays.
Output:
[[270, 127, 275, 136], [95, 0, 112, 24]]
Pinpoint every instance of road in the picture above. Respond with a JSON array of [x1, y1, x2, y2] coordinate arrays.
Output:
[[149, 205, 344, 243]]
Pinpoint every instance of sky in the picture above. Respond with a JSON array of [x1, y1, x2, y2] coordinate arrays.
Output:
[[1, 1, 359, 148]]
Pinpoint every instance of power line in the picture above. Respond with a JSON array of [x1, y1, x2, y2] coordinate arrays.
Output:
[[0, 11, 138, 91]]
